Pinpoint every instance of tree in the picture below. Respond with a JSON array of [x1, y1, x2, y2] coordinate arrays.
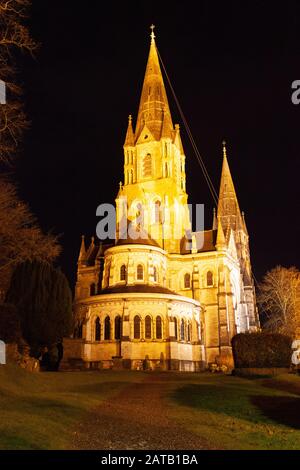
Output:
[[257, 266, 300, 337], [6, 260, 73, 354], [0, 178, 60, 297], [0, 0, 37, 163], [0, 302, 21, 343]]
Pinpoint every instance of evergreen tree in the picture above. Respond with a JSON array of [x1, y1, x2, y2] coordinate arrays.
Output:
[[6, 261, 73, 352]]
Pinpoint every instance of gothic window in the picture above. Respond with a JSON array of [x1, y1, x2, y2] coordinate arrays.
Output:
[[180, 319, 185, 341], [153, 266, 158, 283], [184, 273, 191, 289], [90, 283, 96, 296], [145, 315, 152, 339], [207, 271, 213, 287], [120, 264, 127, 281], [95, 317, 101, 341], [154, 200, 161, 223], [137, 264, 144, 280], [143, 153, 152, 178], [187, 322, 191, 342], [165, 162, 168, 177], [115, 316, 122, 340], [174, 317, 178, 339], [156, 316, 162, 339], [134, 315, 141, 339], [104, 316, 111, 340]]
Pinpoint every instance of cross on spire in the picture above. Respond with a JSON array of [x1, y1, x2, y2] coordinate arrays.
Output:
[[150, 24, 155, 41]]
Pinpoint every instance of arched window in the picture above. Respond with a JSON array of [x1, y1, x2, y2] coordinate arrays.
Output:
[[134, 315, 141, 339], [145, 315, 152, 339], [184, 273, 191, 289], [115, 316, 121, 340], [156, 316, 162, 339], [165, 162, 168, 177], [90, 283, 96, 296], [95, 317, 101, 341], [153, 266, 158, 282], [143, 153, 152, 178], [207, 271, 213, 287], [187, 322, 191, 342], [174, 317, 178, 339], [137, 264, 144, 280], [180, 319, 185, 341], [154, 200, 161, 223], [104, 316, 111, 340], [120, 264, 127, 281]]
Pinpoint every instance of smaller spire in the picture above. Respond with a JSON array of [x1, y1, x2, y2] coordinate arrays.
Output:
[[212, 207, 217, 230], [78, 235, 86, 265], [124, 114, 135, 146], [216, 217, 226, 250], [242, 211, 249, 236]]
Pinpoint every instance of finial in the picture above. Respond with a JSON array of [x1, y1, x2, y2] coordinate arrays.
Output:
[[128, 114, 132, 123], [119, 181, 123, 190], [222, 140, 227, 159], [150, 24, 156, 42]]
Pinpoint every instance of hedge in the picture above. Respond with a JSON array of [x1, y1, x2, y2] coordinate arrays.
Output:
[[231, 332, 292, 368]]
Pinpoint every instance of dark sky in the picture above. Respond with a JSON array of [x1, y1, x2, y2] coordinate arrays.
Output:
[[17, 0, 300, 288]]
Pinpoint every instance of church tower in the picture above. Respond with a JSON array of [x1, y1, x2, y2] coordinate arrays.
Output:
[[117, 28, 190, 253]]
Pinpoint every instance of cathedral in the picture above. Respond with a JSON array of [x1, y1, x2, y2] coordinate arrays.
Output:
[[67, 30, 260, 372]]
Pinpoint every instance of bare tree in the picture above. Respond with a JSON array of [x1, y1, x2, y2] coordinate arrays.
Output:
[[0, 178, 61, 298], [257, 266, 300, 337], [0, 0, 38, 163]]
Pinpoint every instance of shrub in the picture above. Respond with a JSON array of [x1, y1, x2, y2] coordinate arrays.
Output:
[[0, 303, 22, 344], [231, 332, 292, 368]]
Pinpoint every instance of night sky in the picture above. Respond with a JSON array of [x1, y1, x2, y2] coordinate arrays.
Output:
[[17, 1, 300, 289]]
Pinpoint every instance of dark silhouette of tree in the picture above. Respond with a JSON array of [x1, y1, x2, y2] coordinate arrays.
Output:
[[6, 260, 73, 354]]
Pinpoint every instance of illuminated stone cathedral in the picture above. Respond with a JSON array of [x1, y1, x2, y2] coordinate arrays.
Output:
[[67, 30, 259, 371]]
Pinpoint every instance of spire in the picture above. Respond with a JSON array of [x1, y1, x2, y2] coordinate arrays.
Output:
[[78, 235, 86, 265], [216, 217, 226, 250], [124, 115, 135, 147], [135, 26, 174, 141], [218, 141, 244, 232], [212, 207, 217, 230]]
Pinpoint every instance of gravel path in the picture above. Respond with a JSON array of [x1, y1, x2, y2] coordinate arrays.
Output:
[[72, 372, 215, 450]]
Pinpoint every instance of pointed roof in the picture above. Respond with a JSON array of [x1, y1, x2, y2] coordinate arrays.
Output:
[[78, 235, 86, 265], [212, 207, 218, 231], [216, 217, 226, 250], [217, 141, 244, 232], [135, 27, 174, 142], [173, 123, 184, 154], [124, 115, 135, 146]]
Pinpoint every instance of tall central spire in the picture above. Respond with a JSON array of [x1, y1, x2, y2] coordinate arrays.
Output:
[[135, 26, 174, 141]]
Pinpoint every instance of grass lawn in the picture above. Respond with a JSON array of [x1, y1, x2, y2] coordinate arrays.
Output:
[[0, 364, 299, 450], [0, 364, 143, 450], [167, 372, 300, 450]]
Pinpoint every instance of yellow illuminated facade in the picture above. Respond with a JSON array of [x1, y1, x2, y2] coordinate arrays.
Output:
[[66, 31, 260, 371]]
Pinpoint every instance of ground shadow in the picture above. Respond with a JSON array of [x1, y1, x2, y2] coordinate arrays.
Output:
[[250, 395, 300, 429]]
